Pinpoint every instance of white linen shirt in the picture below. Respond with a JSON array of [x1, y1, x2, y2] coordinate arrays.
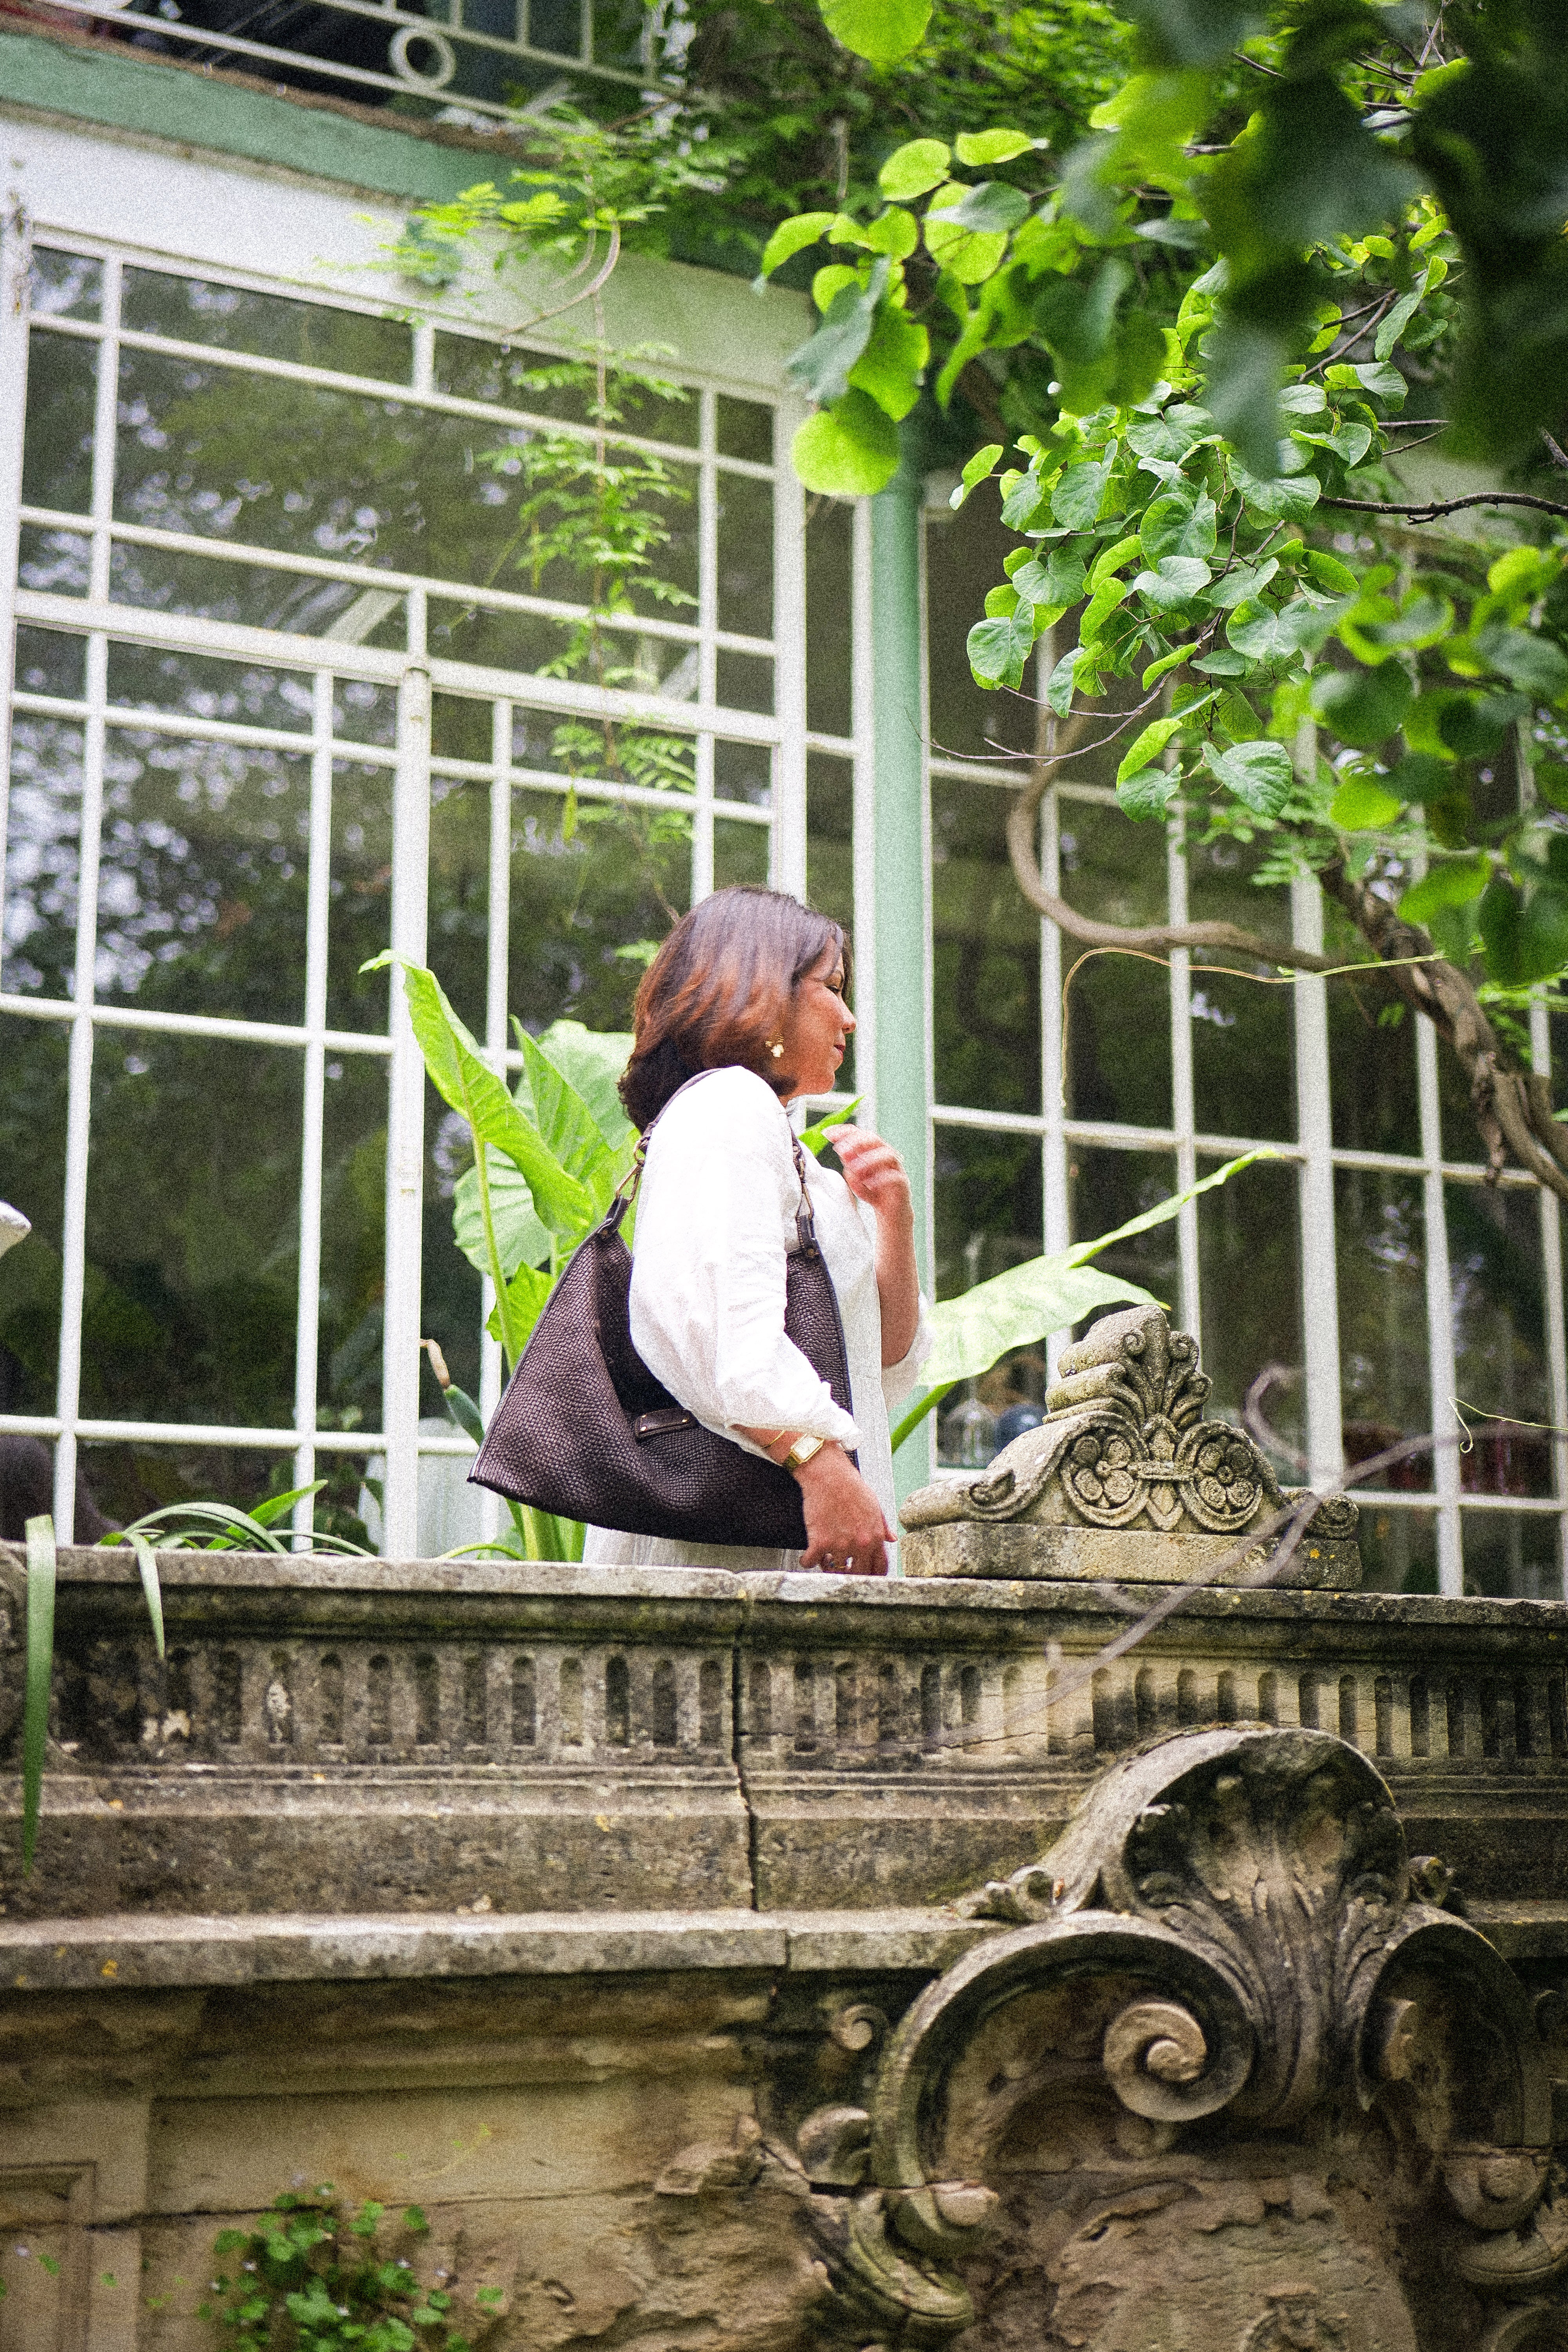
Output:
[[581, 1064, 931, 1572]]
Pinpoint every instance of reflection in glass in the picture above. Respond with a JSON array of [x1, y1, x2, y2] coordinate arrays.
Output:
[[22, 330, 97, 513], [17, 525, 89, 599], [713, 741, 771, 806], [932, 776, 1041, 1116], [107, 540, 407, 642], [1324, 896, 1420, 1156], [1448, 1181, 1554, 1497], [434, 336, 698, 445], [716, 397, 773, 463], [428, 598, 570, 678], [926, 495, 1035, 759], [1196, 1153, 1303, 1465], [936, 1123, 1045, 1460], [1461, 1510, 1561, 1600], [106, 642, 313, 730], [508, 786, 689, 1033], [806, 496, 853, 740], [81, 1034, 303, 1428], [1357, 1505, 1438, 1595], [1335, 1167, 1430, 1485], [428, 771, 491, 1031], [1058, 791, 1170, 1128], [806, 753, 855, 1093], [328, 763, 394, 1033], [96, 731, 313, 1022], [1187, 834, 1294, 1141], [30, 248, 103, 320], [316, 1054, 389, 1453], [716, 473, 774, 636], [715, 817, 769, 890], [0, 1016, 69, 1416], [1067, 1146, 1177, 1336], [4, 716, 83, 998], [12, 626, 86, 702], [122, 270, 412, 381], [715, 651, 773, 714]]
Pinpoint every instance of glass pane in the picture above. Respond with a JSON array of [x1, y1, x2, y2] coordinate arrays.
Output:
[[105, 539, 408, 642], [429, 597, 572, 678], [332, 680, 397, 747], [716, 473, 773, 636], [508, 786, 690, 1031], [932, 775, 1041, 1116], [30, 248, 103, 320], [0, 1014, 69, 1417], [807, 754, 855, 1094], [122, 270, 412, 381], [1448, 1181, 1554, 1496], [1067, 1144, 1178, 1336], [80, 1034, 303, 1427], [714, 740, 771, 807], [716, 398, 773, 464], [935, 1128, 1047, 1467], [17, 524, 89, 598], [528, 0, 583, 57], [4, 713, 83, 998], [806, 495, 853, 740], [926, 494, 1035, 759], [13, 625, 86, 701], [592, 0, 648, 70], [423, 1093, 485, 1411], [105, 642, 314, 731], [433, 336, 698, 445], [715, 651, 773, 714], [1196, 1152, 1303, 1466], [316, 1053, 389, 1448], [1187, 833, 1294, 1141], [22, 328, 97, 512], [96, 730, 312, 1022], [1335, 1167, 1431, 1486], [1058, 791, 1171, 1129], [1324, 892, 1421, 1156], [78, 1438, 299, 1533], [328, 762, 394, 1033], [1461, 1509, 1561, 1600], [714, 816, 769, 889], [1358, 1504, 1438, 1595], [427, 771, 492, 1032]]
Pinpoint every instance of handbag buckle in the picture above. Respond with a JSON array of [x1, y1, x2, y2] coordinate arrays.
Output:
[[633, 1404, 697, 1440]]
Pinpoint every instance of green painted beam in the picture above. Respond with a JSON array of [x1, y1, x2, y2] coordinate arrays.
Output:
[[0, 27, 492, 203], [869, 438, 933, 1506]]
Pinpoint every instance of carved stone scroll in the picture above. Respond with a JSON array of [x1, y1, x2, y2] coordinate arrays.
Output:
[[786, 1726, 1560, 2350], [899, 1305, 1360, 1586]]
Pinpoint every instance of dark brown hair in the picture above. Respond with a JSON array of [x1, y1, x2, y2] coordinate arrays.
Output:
[[619, 886, 848, 1130]]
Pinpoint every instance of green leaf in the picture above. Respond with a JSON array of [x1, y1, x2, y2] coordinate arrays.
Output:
[[1140, 491, 1217, 564], [967, 604, 1036, 691], [129, 1531, 166, 1661], [454, 1152, 550, 1283], [1520, 886, 1568, 984], [1329, 773, 1404, 831], [22, 1513, 55, 1873], [799, 1095, 864, 1157], [1120, 0, 1263, 67], [848, 302, 929, 421], [819, 0, 931, 61], [786, 259, 889, 406], [1230, 465, 1323, 524], [878, 138, 951, 200], [1117, 766, 1183, 818], [519, 1031, 621, 1215], [1134, 555, 1212, 612], [954, 128, 1035, 166], [757, 213, 835, 280], [1202, 737, 1296, 816], [791, 391, 900, 495], [521, 1020, 635, 1150], [1312, 662, 1413, 748], [1044, 643, 1079, 715], [487, 1262, 554, 1352], [1205, 557, 1279, 610], [1399, 857, 1490, 924], [1117, 711, 1185, 784], [1475, 626, 1568, 704], [951, 442, 1004, 508], [1226, 596, 1335, 664], [440, 1381, 487, 1447], [927, 181, 1031, 235]]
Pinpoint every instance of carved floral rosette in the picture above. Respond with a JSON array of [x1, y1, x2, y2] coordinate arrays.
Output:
[[780, 1727, 1567, 2352]]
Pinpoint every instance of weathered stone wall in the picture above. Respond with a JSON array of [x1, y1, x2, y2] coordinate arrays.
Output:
[[2, 1548, 1568, 2349]]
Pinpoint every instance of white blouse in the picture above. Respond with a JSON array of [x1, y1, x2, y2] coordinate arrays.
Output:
[[581, 1064, 932, 1573]]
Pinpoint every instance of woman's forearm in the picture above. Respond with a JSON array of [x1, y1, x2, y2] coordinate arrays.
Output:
[[875, 1210, 921, 1368]]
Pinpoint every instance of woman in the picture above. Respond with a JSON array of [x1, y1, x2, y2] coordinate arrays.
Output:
[[582, 886, 931, 1576]]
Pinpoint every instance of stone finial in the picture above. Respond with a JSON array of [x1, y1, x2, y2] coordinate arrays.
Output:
[[899, 1303, 1358, 1587]]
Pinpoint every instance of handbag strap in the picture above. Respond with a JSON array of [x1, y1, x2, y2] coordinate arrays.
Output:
[[608, 1069, 818, 1250]]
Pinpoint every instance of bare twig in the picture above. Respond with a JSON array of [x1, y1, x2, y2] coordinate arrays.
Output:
[[1321, 489, 1568, 523]]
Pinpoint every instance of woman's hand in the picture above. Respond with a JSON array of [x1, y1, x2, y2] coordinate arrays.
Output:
[[827, 1127, 921, 1368], [794, 1442, 893, 1576]]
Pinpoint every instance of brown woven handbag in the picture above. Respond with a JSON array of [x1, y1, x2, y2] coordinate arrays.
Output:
[[469, 1078, 857, 1548]]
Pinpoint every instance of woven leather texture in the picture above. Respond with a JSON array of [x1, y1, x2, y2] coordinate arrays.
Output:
[[470, 1210, 858, 1550]]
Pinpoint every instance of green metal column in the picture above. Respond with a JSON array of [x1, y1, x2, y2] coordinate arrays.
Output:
[[869, 443, 933, 1503]]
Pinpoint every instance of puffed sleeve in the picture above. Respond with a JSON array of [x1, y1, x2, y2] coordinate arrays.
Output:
[[627, 1067, 862, 1456]]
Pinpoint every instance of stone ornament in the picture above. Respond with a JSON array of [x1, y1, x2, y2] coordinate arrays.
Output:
[[777, 1725, 1564, 2350], [900, 1305, 1359, 1586]]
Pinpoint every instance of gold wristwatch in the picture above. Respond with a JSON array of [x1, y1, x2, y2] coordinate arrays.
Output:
[[781, 1433, 827, 1473]]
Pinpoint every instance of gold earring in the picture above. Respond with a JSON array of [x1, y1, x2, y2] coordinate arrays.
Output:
[[769, 1039, 784, 1060]]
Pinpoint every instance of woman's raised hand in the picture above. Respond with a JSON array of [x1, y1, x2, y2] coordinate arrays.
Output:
[[826, 1127, 913, 1231], [793, 1442, 894, 1577]]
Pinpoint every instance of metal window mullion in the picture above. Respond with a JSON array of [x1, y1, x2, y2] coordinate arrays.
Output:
[[291, 670, 334, 1544], [1034, 662, 1069, 1385], [693, 392, 719, 901], [87, 257, 121, 607], [0, 198, 34, 987], [1166, 804, 1200, 1348], [771, 391, 808, 900], [850, 497, 876, 1125], [1530, 1002, 1568, 1592], [381, 660, 432, 1556], [475, 696, 513, 1546], [1414, 1007, 1463, 1592], [52, 630, 109, 1540], [1290, 869, 1343, 1492], [412, 321, 435, 399]]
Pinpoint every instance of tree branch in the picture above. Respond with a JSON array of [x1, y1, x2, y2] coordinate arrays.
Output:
[[1321, 489, 1568, 522]]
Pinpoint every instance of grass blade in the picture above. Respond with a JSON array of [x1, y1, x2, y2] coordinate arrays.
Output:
[[129, 1530, 166, 1662], [22, 1513, 56, 1875]]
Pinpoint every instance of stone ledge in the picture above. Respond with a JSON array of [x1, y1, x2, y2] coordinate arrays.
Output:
[[0, 1906, 999, 1991]]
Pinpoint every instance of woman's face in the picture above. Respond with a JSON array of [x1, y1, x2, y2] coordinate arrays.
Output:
[[780, 945, 854, 1100]]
